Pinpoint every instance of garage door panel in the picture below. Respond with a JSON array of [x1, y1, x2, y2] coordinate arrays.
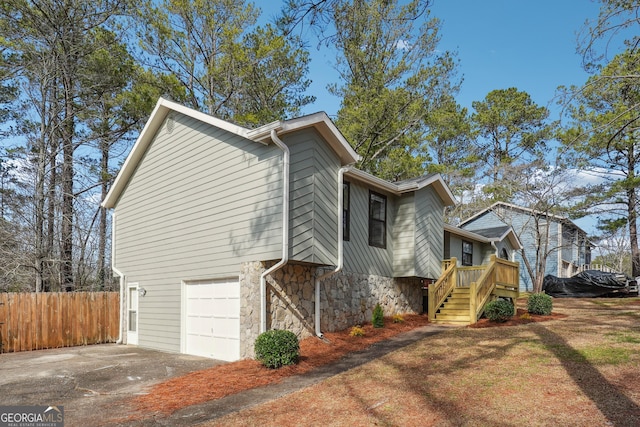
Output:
[[185, 279, 240, 361], [212, 317, 240, 338], [187, 316, 213, 335], [212, 299, 240, 316], [189, 298, 211, 314], [189, 283, 213, 298], [217, 281, 238, 297], [216, 338, 239, 362]]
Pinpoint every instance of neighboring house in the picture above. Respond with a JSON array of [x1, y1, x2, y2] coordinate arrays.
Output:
[[444, 224, 522, 267], [459, 202, 592, 291], [102, 98, 456, 361]]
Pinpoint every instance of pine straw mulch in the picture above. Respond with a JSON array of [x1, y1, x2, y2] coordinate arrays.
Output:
[[124, 309, 561, 421], [130, 315, 429, 417]]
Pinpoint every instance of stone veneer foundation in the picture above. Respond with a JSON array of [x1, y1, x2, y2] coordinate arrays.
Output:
[[239, 261, 424, 359]]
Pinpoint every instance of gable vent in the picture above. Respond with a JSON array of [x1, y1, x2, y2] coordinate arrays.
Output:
[[166, 115, 175, 134]]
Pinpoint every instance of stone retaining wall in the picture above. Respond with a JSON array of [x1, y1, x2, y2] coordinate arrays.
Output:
[[239, 261, 424, 359]]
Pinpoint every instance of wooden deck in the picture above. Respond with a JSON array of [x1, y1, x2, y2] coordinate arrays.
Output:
[[428, 256, 520, 325]]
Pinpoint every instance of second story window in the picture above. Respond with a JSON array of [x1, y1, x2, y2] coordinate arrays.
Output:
[[369, 191, 386, 248], [343, 181, 350, 241], [462, 241, 473, 266]]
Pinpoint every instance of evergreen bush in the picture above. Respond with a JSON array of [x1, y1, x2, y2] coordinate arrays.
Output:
[[484, 299, 514, 323], [372, 303, 384, 328], [254, 329, 299, 369], [528, 293, 553, 315]]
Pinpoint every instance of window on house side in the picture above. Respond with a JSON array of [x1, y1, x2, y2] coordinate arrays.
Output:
[[369, 191, 386, 248], [343, 181, 350, 241], [462, 241, 473, 266]]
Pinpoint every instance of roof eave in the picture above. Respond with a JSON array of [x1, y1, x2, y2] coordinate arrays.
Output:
[[413, 174, 457, 206], [444, 224, 490, 243], [102, 100, 170, 208]]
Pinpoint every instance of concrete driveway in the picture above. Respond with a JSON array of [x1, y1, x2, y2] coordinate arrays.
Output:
[[0, 344, 221, 426]]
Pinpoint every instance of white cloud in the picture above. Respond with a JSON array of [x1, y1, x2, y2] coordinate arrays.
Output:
[[395, 39, 411, 50]]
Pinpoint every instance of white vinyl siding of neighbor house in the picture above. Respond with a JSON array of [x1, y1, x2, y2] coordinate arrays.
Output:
[[343, 181, 394, 277], [414, 186, 445, 279], [393, 194, 416, 276], [286, 129, 340, 266], [113, 112, 283, 353]]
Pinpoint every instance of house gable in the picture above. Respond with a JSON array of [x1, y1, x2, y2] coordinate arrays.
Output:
[[444, 224, 521, 266], [112, 110, 284, 352], [461, 202, 593, 289], [105, 98, 464, 358]]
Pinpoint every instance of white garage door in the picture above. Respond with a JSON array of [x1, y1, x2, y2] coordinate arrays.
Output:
[[184, 279, 240, 361]]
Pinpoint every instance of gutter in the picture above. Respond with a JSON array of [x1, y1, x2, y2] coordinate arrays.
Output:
[[314, 166, 351, 338], [110, 212, 125, 344], [260, 129, 290, 333]]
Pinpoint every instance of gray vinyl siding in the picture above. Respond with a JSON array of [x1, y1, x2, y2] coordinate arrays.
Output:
[[414, 186, 445, 279], [393, 194, 416, 276], [445, 233, 487, 266], [113, 111, 283, 353], [343, 181, 394, 276], [286, 129, 340, 265]]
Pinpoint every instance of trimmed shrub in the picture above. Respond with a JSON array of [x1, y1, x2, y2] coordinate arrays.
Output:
[[372, 303, 384, 328], [528, 293, 553, 315], [484, 299, 514, 323], [254, 329, 299, 369]]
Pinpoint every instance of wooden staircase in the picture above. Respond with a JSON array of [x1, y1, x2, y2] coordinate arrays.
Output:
[[432, 287, 472, 325], [428, 255, 520, 326]]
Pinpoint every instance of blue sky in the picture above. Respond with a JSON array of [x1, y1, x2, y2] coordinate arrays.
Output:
[[429, 0, 605, 118], [264, 1, 612, 233], [268, 0, 605, 120]]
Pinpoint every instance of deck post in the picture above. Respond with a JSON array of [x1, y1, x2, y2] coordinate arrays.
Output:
[[469, 280, 477, 325]]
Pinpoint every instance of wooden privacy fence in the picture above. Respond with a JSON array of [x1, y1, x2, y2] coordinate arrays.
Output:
[[0, 292, 120, 353]]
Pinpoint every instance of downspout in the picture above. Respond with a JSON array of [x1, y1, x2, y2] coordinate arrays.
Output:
[[315, 166, 351, 338], [260, 130, 290, 333], [491, 241, 498, 257], [111, 212, 125, 344]]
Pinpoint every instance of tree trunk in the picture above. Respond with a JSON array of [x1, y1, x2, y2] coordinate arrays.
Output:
[[628, 170, 639, 278], [61, 74, 74, 292], [97, 137, 109, 290], [34, 102, 47, 292]]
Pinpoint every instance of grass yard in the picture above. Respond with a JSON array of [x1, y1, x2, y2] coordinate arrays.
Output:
[[203, 297, 640, 427]]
